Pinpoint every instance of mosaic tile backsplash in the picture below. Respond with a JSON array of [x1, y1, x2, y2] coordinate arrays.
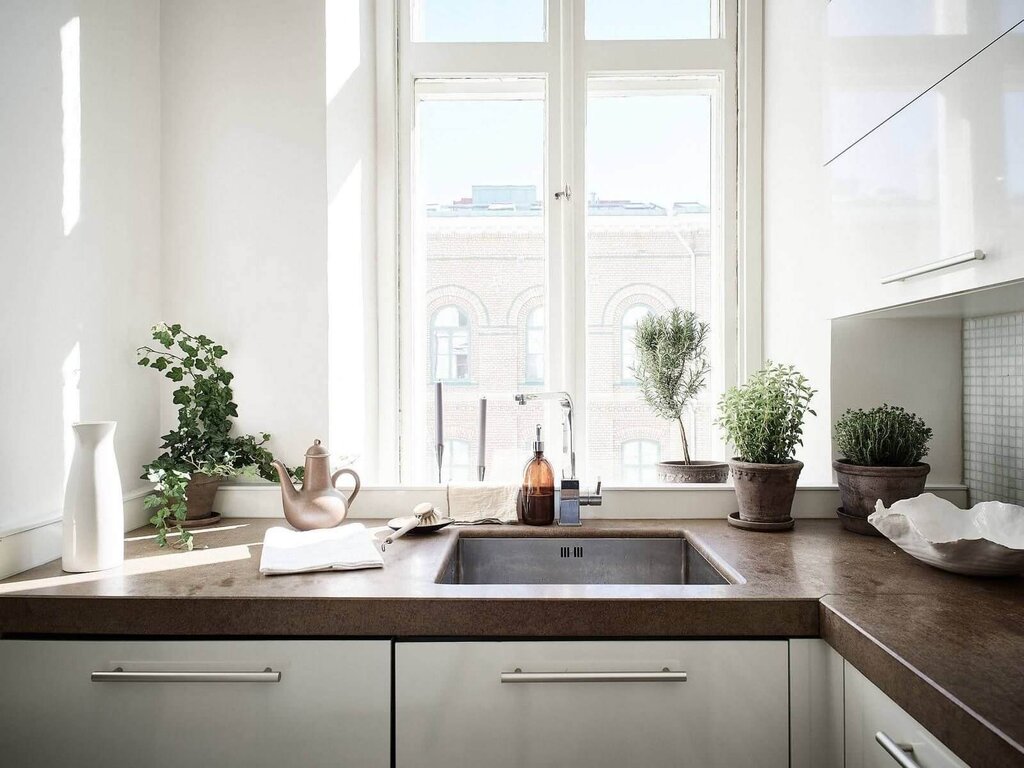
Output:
[[963, 312, 1024, 505]]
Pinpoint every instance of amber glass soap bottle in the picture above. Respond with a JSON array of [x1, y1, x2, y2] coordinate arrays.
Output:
[[519, 424, 556, 526]]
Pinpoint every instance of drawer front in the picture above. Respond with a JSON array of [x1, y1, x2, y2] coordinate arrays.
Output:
[[845, 662, 968, 768], [0, 640, 390, 768], [825, 0, 1024, 161], [396, 640, 789, 768], [827, 30, 1024, 317]]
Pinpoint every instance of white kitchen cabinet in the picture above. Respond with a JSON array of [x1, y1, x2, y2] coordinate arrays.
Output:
[[0, 639, 390, 768], [395, 640, 789, 768], [845, 662, 968, 768], [824, 0, 1024, 161], [826, 30, 1024, 318]]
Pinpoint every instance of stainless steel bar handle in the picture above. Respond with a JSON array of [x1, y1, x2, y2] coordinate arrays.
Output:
[[881, 249, 985, 284], [501, 667, 687, 684], [875, 732, 920, 768], [91, 667, 281, 683]]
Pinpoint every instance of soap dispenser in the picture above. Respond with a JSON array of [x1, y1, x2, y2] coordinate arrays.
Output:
[[518, 424, 556, 526]]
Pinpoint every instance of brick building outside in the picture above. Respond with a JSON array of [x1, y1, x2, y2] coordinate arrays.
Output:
[[419, 185, 716, 484]]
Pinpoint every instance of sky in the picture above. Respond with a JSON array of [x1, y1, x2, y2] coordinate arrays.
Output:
[[415, 1, 714, 210]]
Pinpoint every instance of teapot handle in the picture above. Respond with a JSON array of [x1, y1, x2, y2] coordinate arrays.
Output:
[[331, 468, 361, 505]]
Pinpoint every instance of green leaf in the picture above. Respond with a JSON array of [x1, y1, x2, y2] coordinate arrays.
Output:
[[153, 357, 168, 371]]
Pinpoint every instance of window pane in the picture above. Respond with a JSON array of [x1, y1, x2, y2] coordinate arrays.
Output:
[[413, 0, 545, 42], [414, 82, 547, 483], [586, 0, 713, 40], [586, 78, 721, 483]]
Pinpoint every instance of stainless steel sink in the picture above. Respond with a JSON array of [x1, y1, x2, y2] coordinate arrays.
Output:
[[436, 536, 731, 585]]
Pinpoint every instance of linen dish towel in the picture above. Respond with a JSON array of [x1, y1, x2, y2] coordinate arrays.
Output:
[[447, 483, 519, 525], [259, 523, 384, 575]]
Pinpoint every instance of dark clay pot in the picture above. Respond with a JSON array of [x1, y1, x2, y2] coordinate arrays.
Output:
[[833, 459, 929, 536], [185, 473, 222, 520], [730, 459, 803, 523], [656, 460, 729, 484]]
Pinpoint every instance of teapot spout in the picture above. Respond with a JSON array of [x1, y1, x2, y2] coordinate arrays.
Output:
[[272, 461, 299, 503]]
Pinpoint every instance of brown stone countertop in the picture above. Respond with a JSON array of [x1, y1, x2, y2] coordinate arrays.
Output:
[[0, 518, 1022, 766]]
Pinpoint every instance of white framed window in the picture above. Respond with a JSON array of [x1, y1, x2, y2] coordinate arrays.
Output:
[[377, 0, 761, 484], [444, 438, 473, 481], [621, 439, 661, 484], [431, 305, 471, 382], [619, 304, 653, 383], [525, 305, 545, 384]]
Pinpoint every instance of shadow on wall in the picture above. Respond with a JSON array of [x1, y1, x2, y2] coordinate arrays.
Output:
[[0, 0, 162, 536]]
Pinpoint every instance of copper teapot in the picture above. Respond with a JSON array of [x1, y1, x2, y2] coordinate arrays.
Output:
[[272, 440, 360, 530]]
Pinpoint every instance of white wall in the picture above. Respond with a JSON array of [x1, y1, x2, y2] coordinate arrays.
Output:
[[160, 0, 331, 468], [0, 0, 162, 535], [762, 0, 834, 483], [831, 318, 963, 484]]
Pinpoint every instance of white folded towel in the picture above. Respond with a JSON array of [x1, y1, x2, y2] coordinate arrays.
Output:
[[259, 523, 384, 575], [447, 483, 519, 525]]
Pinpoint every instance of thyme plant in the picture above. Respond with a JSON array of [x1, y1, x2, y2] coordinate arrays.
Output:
[[834, 404, 932, 466], [138, 324, 296, 549], [716, 362, 816, 464], [632, 308, 710, 464]]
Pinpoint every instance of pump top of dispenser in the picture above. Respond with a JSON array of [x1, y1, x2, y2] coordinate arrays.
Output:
[[533, 424, 544, 454]]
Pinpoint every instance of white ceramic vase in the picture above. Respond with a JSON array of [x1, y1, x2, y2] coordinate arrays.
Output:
[[62, 421, 124, 572]]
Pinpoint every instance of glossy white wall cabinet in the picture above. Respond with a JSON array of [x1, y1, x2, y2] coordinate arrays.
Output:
[[0, 640, 390, 768], [395, 640, 789, 768], [827, 31, 1024, 317], [845, 662, 967, 768], [825, 0, 1024, 161]]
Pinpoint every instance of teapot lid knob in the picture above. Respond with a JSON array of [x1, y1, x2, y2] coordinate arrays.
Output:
[[305, 439, 330, 458]]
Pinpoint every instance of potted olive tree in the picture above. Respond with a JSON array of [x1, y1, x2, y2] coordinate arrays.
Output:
[[716, 362, 816, 530], [138, 324, 296, 549], [833, 404, 932, 536], [633, 308, 727, 483]]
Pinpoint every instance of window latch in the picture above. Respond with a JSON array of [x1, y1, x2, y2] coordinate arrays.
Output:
[[554, 185, 572, 201]]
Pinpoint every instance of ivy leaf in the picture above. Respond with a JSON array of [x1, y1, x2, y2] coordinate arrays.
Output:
[[153, 357, 168, 371], [168, 367, 184, 382]]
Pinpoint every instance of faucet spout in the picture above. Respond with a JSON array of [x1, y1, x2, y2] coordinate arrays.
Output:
[[512, 390, 575, 479]]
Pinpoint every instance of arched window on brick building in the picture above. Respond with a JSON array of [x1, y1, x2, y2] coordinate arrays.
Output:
[[431, 305, 470, 382], [621, 438, 660, 484], [620, 304, 653, 383], [524, 305, 544, 384]]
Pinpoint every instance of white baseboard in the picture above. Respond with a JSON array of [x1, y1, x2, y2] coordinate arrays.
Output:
[[213, 483, 970, 521], [0, 488, 151, 581]]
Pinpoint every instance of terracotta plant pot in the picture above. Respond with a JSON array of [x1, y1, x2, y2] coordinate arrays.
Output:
[[832, 459, 930, 536], [656, 460, 729, 484], [184, 473, 221, 521], [730, 459, 803, 523]]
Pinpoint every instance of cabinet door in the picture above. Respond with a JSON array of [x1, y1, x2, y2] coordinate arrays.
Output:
[[395, 640, 789, 768], [0, 640, 390, 768], [825, 0, 1024, 161], [845, 662, 967, 768], [827, 30, 1024, 317]]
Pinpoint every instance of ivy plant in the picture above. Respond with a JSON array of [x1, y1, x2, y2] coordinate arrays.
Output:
[[716, 362, 816, 464], [632, 308, 711, 464], [138, 324, 299, 549], [834, 404, 932, 467]]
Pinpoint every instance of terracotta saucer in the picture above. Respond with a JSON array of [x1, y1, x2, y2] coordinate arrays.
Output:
[[727, 511, 794, 532], [176, 512, 222, 529]]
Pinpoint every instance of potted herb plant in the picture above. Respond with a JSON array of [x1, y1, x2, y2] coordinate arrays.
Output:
[[632, 308, 727, 483], [716, 362, 816, 529], [833, 404, 932, 536], [138, 323, 292, 549]]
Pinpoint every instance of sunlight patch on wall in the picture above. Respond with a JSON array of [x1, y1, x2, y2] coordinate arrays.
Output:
[[328, 161, 367, 472], [326, 0, 361, 102], [60, 17, 81, 236]]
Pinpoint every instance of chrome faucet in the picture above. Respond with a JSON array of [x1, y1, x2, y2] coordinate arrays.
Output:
[[512, 391, 602, 526]]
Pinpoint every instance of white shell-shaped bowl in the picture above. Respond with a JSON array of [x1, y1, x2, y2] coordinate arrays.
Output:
[[869, 493, 1024, 577]]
